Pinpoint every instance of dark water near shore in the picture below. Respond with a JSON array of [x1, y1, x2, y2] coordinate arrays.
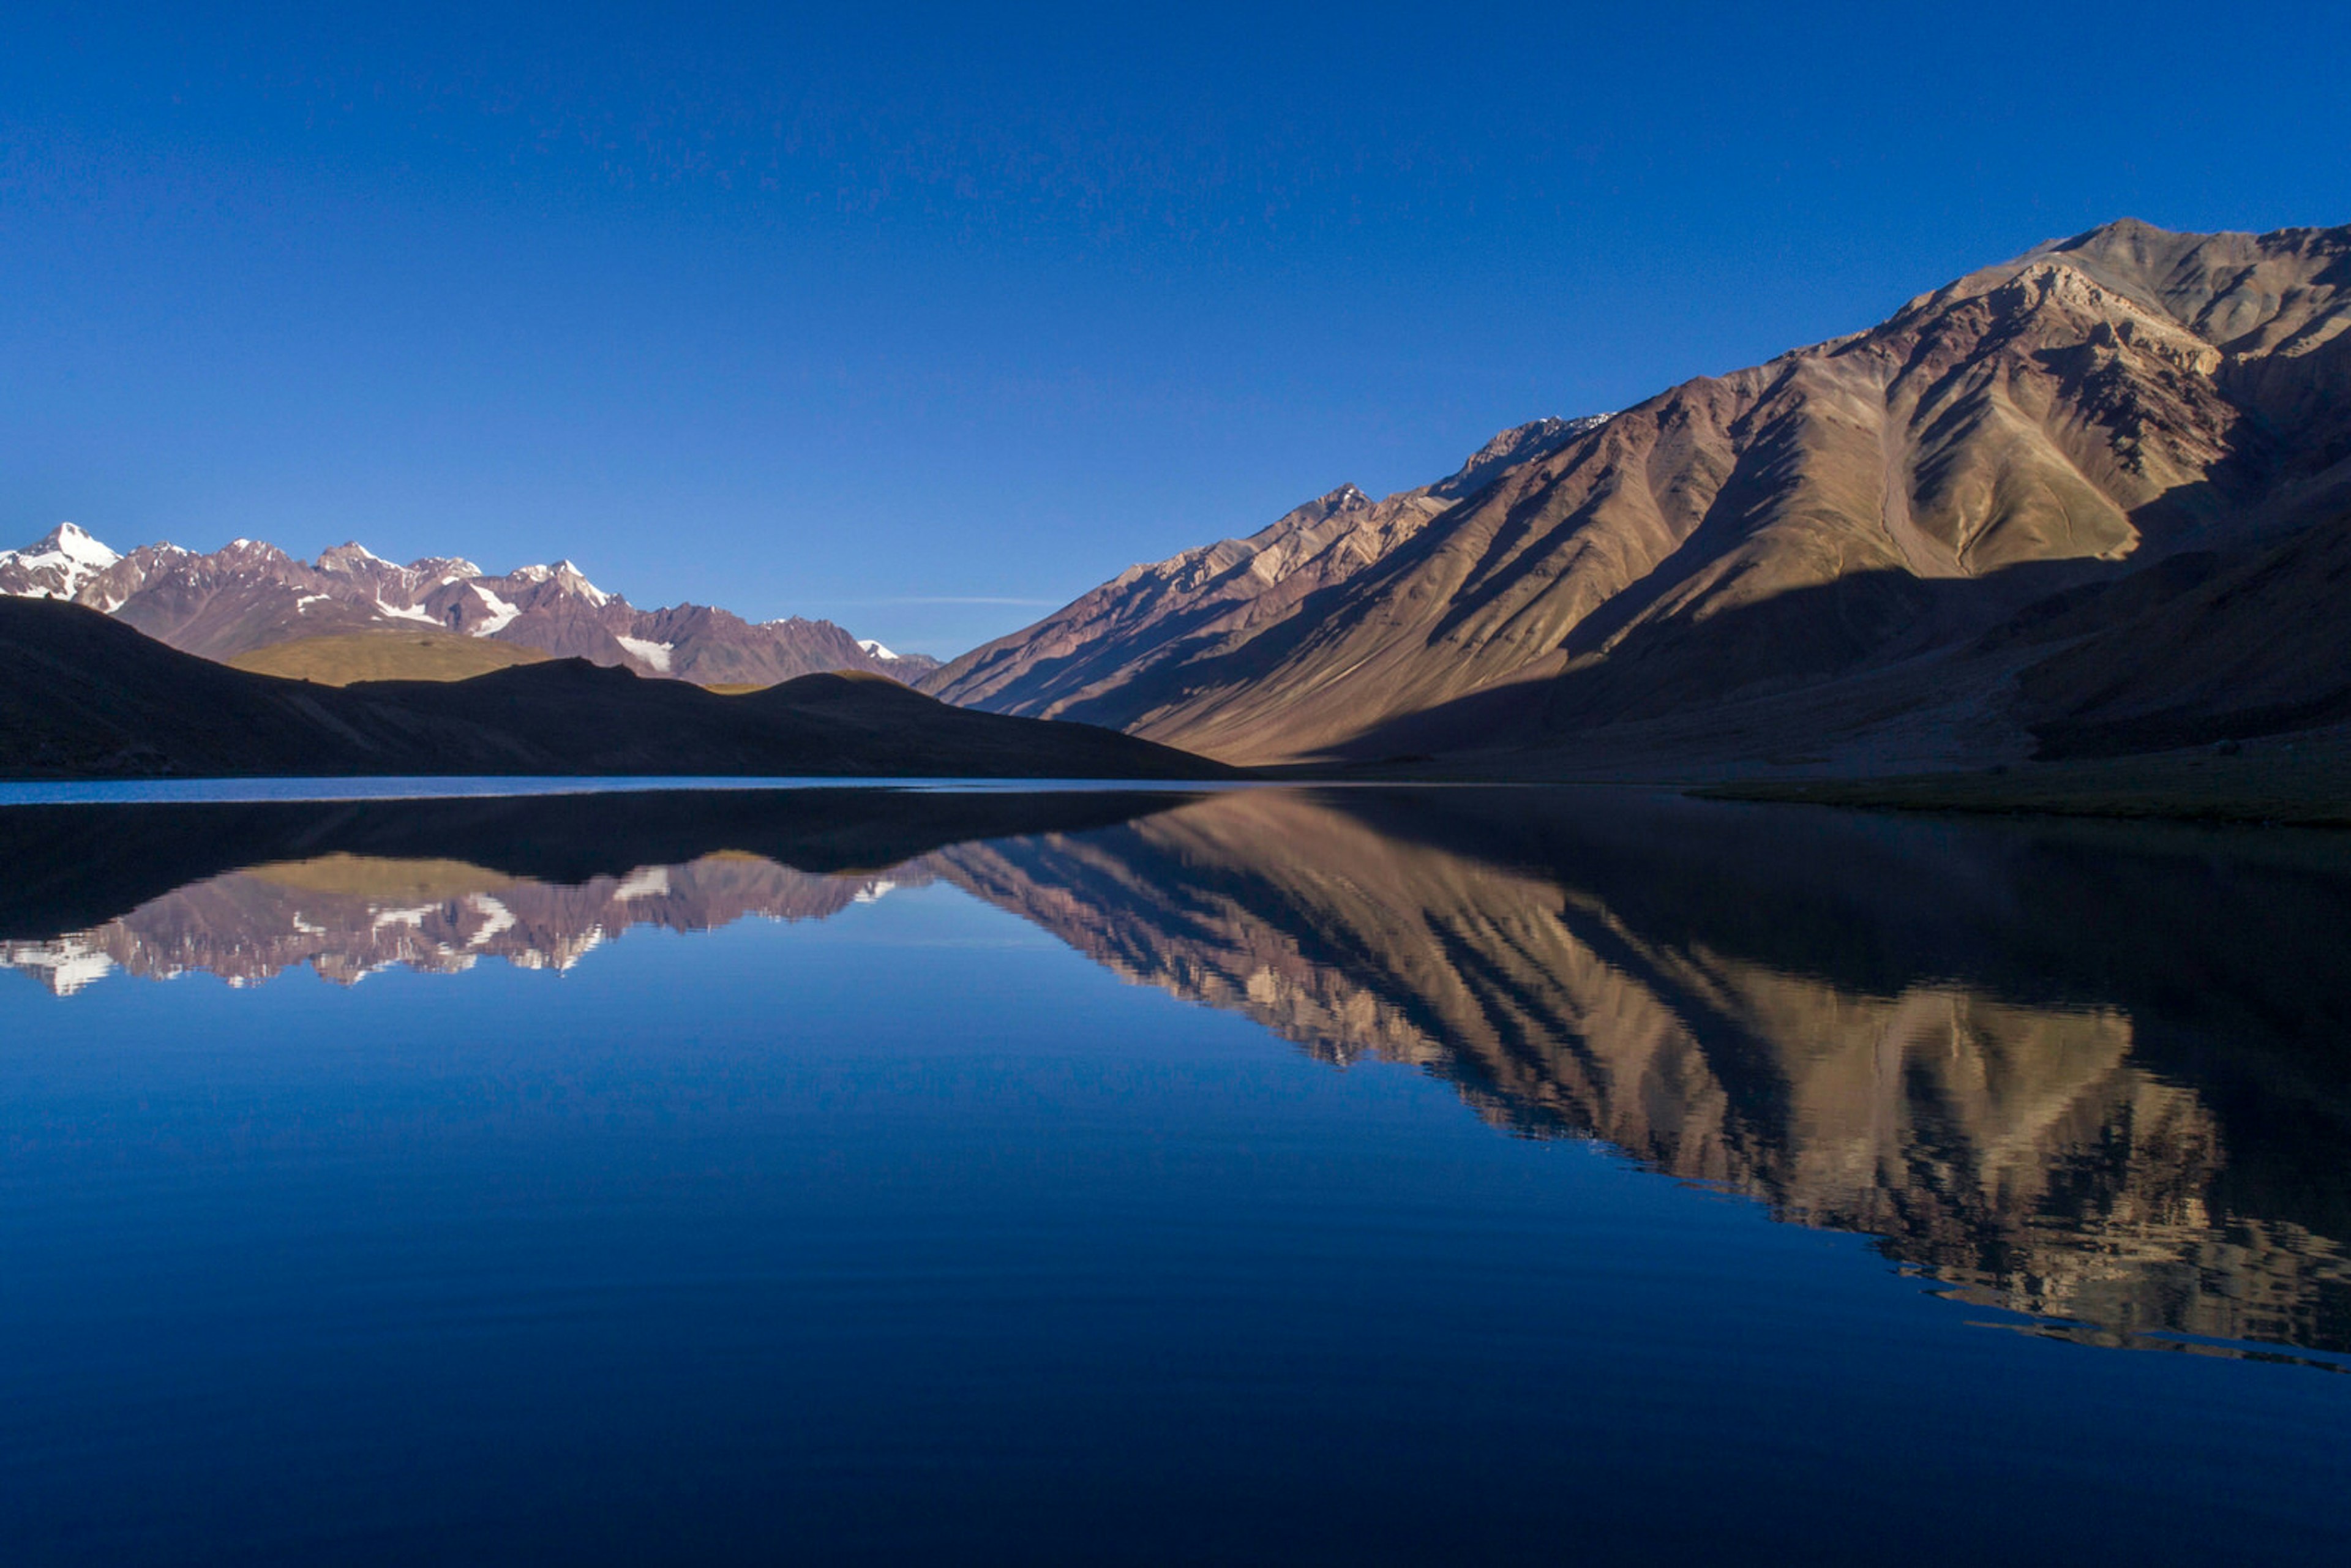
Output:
[[2, 785, 2346, 1563]]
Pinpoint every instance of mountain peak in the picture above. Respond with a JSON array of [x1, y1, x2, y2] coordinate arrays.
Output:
[[1432, 414, 1613, 501], [45, 521, 118, 558], [0, 522, 124, 600], [508, 560, 611, 606], [1314, 483, 1371, 513], [15, 521, 121, 564]]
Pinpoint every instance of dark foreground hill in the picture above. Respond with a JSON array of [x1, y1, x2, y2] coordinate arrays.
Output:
[[0, 598, 1229, 781]]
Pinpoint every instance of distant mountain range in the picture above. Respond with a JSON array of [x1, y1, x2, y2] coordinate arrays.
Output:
[[920, 219, 2351, 770], [0, 525, 939, 684]]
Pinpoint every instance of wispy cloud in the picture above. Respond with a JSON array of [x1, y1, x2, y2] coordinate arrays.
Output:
[[818, 595, 1063, 607]]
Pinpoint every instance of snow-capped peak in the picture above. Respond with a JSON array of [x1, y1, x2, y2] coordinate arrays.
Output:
[[507, 560, 610, 606], [316, 541, 392, 576], [43, 522, 119, 566], [0, 522, 124, 600], [857, 638, 901, 661], [550, 560, 608, 606]]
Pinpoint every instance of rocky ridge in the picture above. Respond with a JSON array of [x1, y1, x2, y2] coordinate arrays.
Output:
[[921, 415, 1607, 719]]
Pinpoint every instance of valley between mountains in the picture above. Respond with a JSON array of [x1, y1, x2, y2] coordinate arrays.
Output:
[[5, 217, 2349, 790]]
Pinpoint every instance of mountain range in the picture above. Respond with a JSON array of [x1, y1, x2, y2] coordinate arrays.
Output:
[[920, 219, 2351, 770], [0, 525, 939, 685], [7, 217, 2348, 783]]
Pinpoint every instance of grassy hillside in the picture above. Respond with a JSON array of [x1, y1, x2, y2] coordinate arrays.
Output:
[[228, 632, 553, 685]]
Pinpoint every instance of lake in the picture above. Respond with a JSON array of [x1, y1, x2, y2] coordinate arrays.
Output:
[[2, 784, 2345, 1563]]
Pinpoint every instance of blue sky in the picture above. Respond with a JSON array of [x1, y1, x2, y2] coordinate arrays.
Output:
[[4, 2, 2347, 655]]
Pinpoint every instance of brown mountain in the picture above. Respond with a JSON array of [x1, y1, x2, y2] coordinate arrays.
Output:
[[0, 528, 941, 686], [921, 415, 1605, 719], [0, 596, 1228, 781], [923, 220, 2351, 768]]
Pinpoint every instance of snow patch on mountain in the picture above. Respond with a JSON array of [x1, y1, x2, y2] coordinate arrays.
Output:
[[0, 936, 118, 996], [469, 583, 521, 636], [612, 866, 670, 902], [465, 895, 517, 950], [857, 638, 902, 661], [614, 634, 673, 672]]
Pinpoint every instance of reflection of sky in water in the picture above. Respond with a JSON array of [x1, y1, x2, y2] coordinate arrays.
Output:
[[2, 787, 2347, 1562]]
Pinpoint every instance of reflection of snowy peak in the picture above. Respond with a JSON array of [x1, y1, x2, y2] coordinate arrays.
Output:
[[0, 527, 942, 685], [0, 853, 918, 993]]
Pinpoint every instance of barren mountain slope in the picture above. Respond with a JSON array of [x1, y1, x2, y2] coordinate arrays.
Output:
[[919, 416, 1604, 717], [937, 220, 2351, 765]]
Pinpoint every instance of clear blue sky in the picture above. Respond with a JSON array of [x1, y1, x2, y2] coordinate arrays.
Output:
[[5, 2, 2347, 655]]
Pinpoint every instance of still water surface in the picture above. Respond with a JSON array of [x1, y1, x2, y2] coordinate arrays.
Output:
[[2, 785, 2345, 1562]]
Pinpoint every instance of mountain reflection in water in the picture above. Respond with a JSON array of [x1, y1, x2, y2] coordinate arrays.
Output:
[[5, 784, 2347, 1362]]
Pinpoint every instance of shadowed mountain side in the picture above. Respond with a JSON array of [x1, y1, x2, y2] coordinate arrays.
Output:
[[2020, 506, 2351, 756], [0, 598, 1231, 781], [926, 788, 2351, 1352], [1300, 567, 2038, 770], [0, 787, 1202, 940]]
